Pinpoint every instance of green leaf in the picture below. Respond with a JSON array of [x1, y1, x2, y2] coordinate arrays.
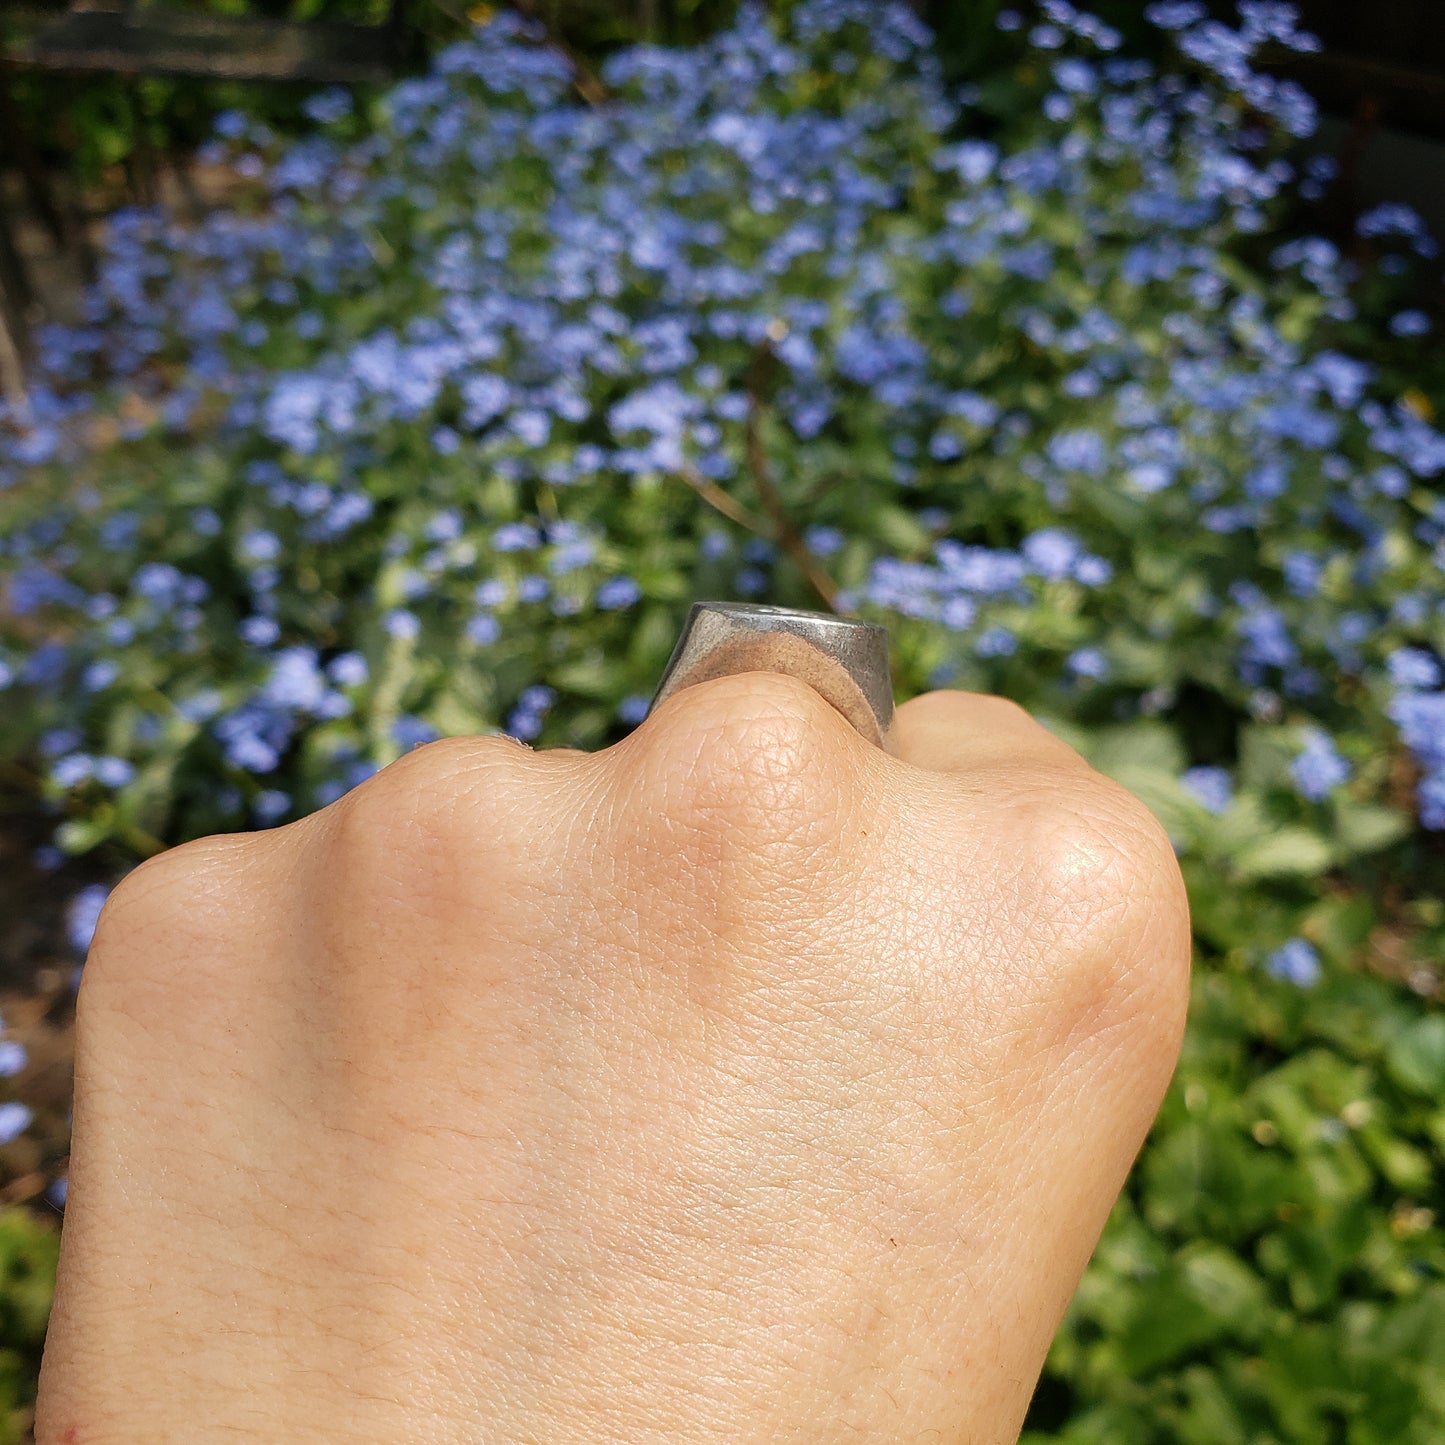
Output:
[[551, 654, 617, 698], [1231, 827, 1333, 880], [1386, 1016, 1445, 1098], [1257, 1224, 1337, 1314], [55, 815, 114, 856], [1086, 720, 1186, 777], [867, 504, 929, 552], [1331, 801, 1411, 858], [1237, 724, 1298, 792], [1107, 1246, 1269, 1376], [1105, 764, 1198, 839]]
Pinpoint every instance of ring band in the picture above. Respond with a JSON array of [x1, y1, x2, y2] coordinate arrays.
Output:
[[647, 602, 899, 755]]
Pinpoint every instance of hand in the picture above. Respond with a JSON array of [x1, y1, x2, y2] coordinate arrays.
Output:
[[37, 674, 1189, 1443]]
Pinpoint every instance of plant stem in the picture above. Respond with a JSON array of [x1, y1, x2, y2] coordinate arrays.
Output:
[[745, 335, 841, 613], [678, 462, 771, 537]]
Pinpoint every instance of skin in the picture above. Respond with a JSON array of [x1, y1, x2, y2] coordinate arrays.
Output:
[[36, 674, 1191, 1443]]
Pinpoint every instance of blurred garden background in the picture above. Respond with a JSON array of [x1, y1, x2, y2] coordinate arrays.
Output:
[[1, 0, 1444, 1438]]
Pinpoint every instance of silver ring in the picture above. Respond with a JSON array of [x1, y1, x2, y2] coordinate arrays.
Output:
[[647, 602, 899, 755]]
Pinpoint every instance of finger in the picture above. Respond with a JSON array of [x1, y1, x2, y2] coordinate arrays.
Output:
[[891, 689, 1090, 777]]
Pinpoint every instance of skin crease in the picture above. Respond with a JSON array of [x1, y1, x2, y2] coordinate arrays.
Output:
[[35, 674, 1191, 1444]]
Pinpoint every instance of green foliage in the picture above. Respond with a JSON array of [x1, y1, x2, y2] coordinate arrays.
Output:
[[1025, 963, 1445, 1444], [0, 1211, 59, 1442]]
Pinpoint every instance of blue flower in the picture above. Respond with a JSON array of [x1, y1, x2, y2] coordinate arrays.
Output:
[[81, 658, 120, 691], [549, 538, 597, 575], [303, 87, 353, 124], [608, 381, 696, 460], [940, 595, 975, 630], [316, 491, 373, 538], [327, 651, 369, 687], [132, 562, 186, 604], [618, 694, 650, 724], [392, 715, 441, 749], [94, 756, 136, 788], [8, 565, 83, 615], [1266, 938, 1321, 988], [425, 508, 464, 543], [51, 754, 95, 789], [519, 685, 556, 713], [240, 615, 282, 647], [461, 374, 510, 428], [0, 1041, 27, 1077], [1053, 58, 1098, 95], [935, 543, 1025, 596], [510, 409, 551, 447], [216, 705, 286, 773], [1389, 310, 1431, 338], [936, 140, 998, 184], [1244, 461, 1288, 501], [176, 690, 223, 724], [1023, 528, 1082, 581], [1236, 603, 1297, 674], [254, 789, 291, 823], [1047, 429, 1107, 476], [1309, 352, 1369, 409], [0, 1102, 33, 1146], [1388, 690, 1445, 770], [240, 529, 282, 564], [596, 576, 642, 610], [976, 626, 1018, 658], [508, 690, 551, 745], [1181, 765, 1233, 813], [66, 883, 111, 954], [1388, 648, 1442, 691], [804, 525, 845, 556], [1282, 550, 1321, 596], [1418, 773, 1445, 831], [263, 647, 329, 711], [1291, 726, 1351, 801], [493, 522, 540, 553], [944, 392, 1000, 428], [1357, 202, 1428, 241], [384, 609, 421, 641], [1066, 646, 1109, 679], [466, 613, 502, 645]]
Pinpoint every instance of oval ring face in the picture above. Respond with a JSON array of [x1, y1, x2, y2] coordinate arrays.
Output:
[[649, 602, 899, 755]]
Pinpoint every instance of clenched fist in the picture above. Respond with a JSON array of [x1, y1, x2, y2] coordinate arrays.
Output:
[[37, 675, 1190, 1443]]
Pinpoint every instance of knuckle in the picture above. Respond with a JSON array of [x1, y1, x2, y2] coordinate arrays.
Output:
[[643, 671, 859, 832], [368, 732, 540, 819], [81, 833, 258, 997], [400, 731, 537, 781], [1012, 770, 1191, 1026], [318, 733, 541, 919]]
